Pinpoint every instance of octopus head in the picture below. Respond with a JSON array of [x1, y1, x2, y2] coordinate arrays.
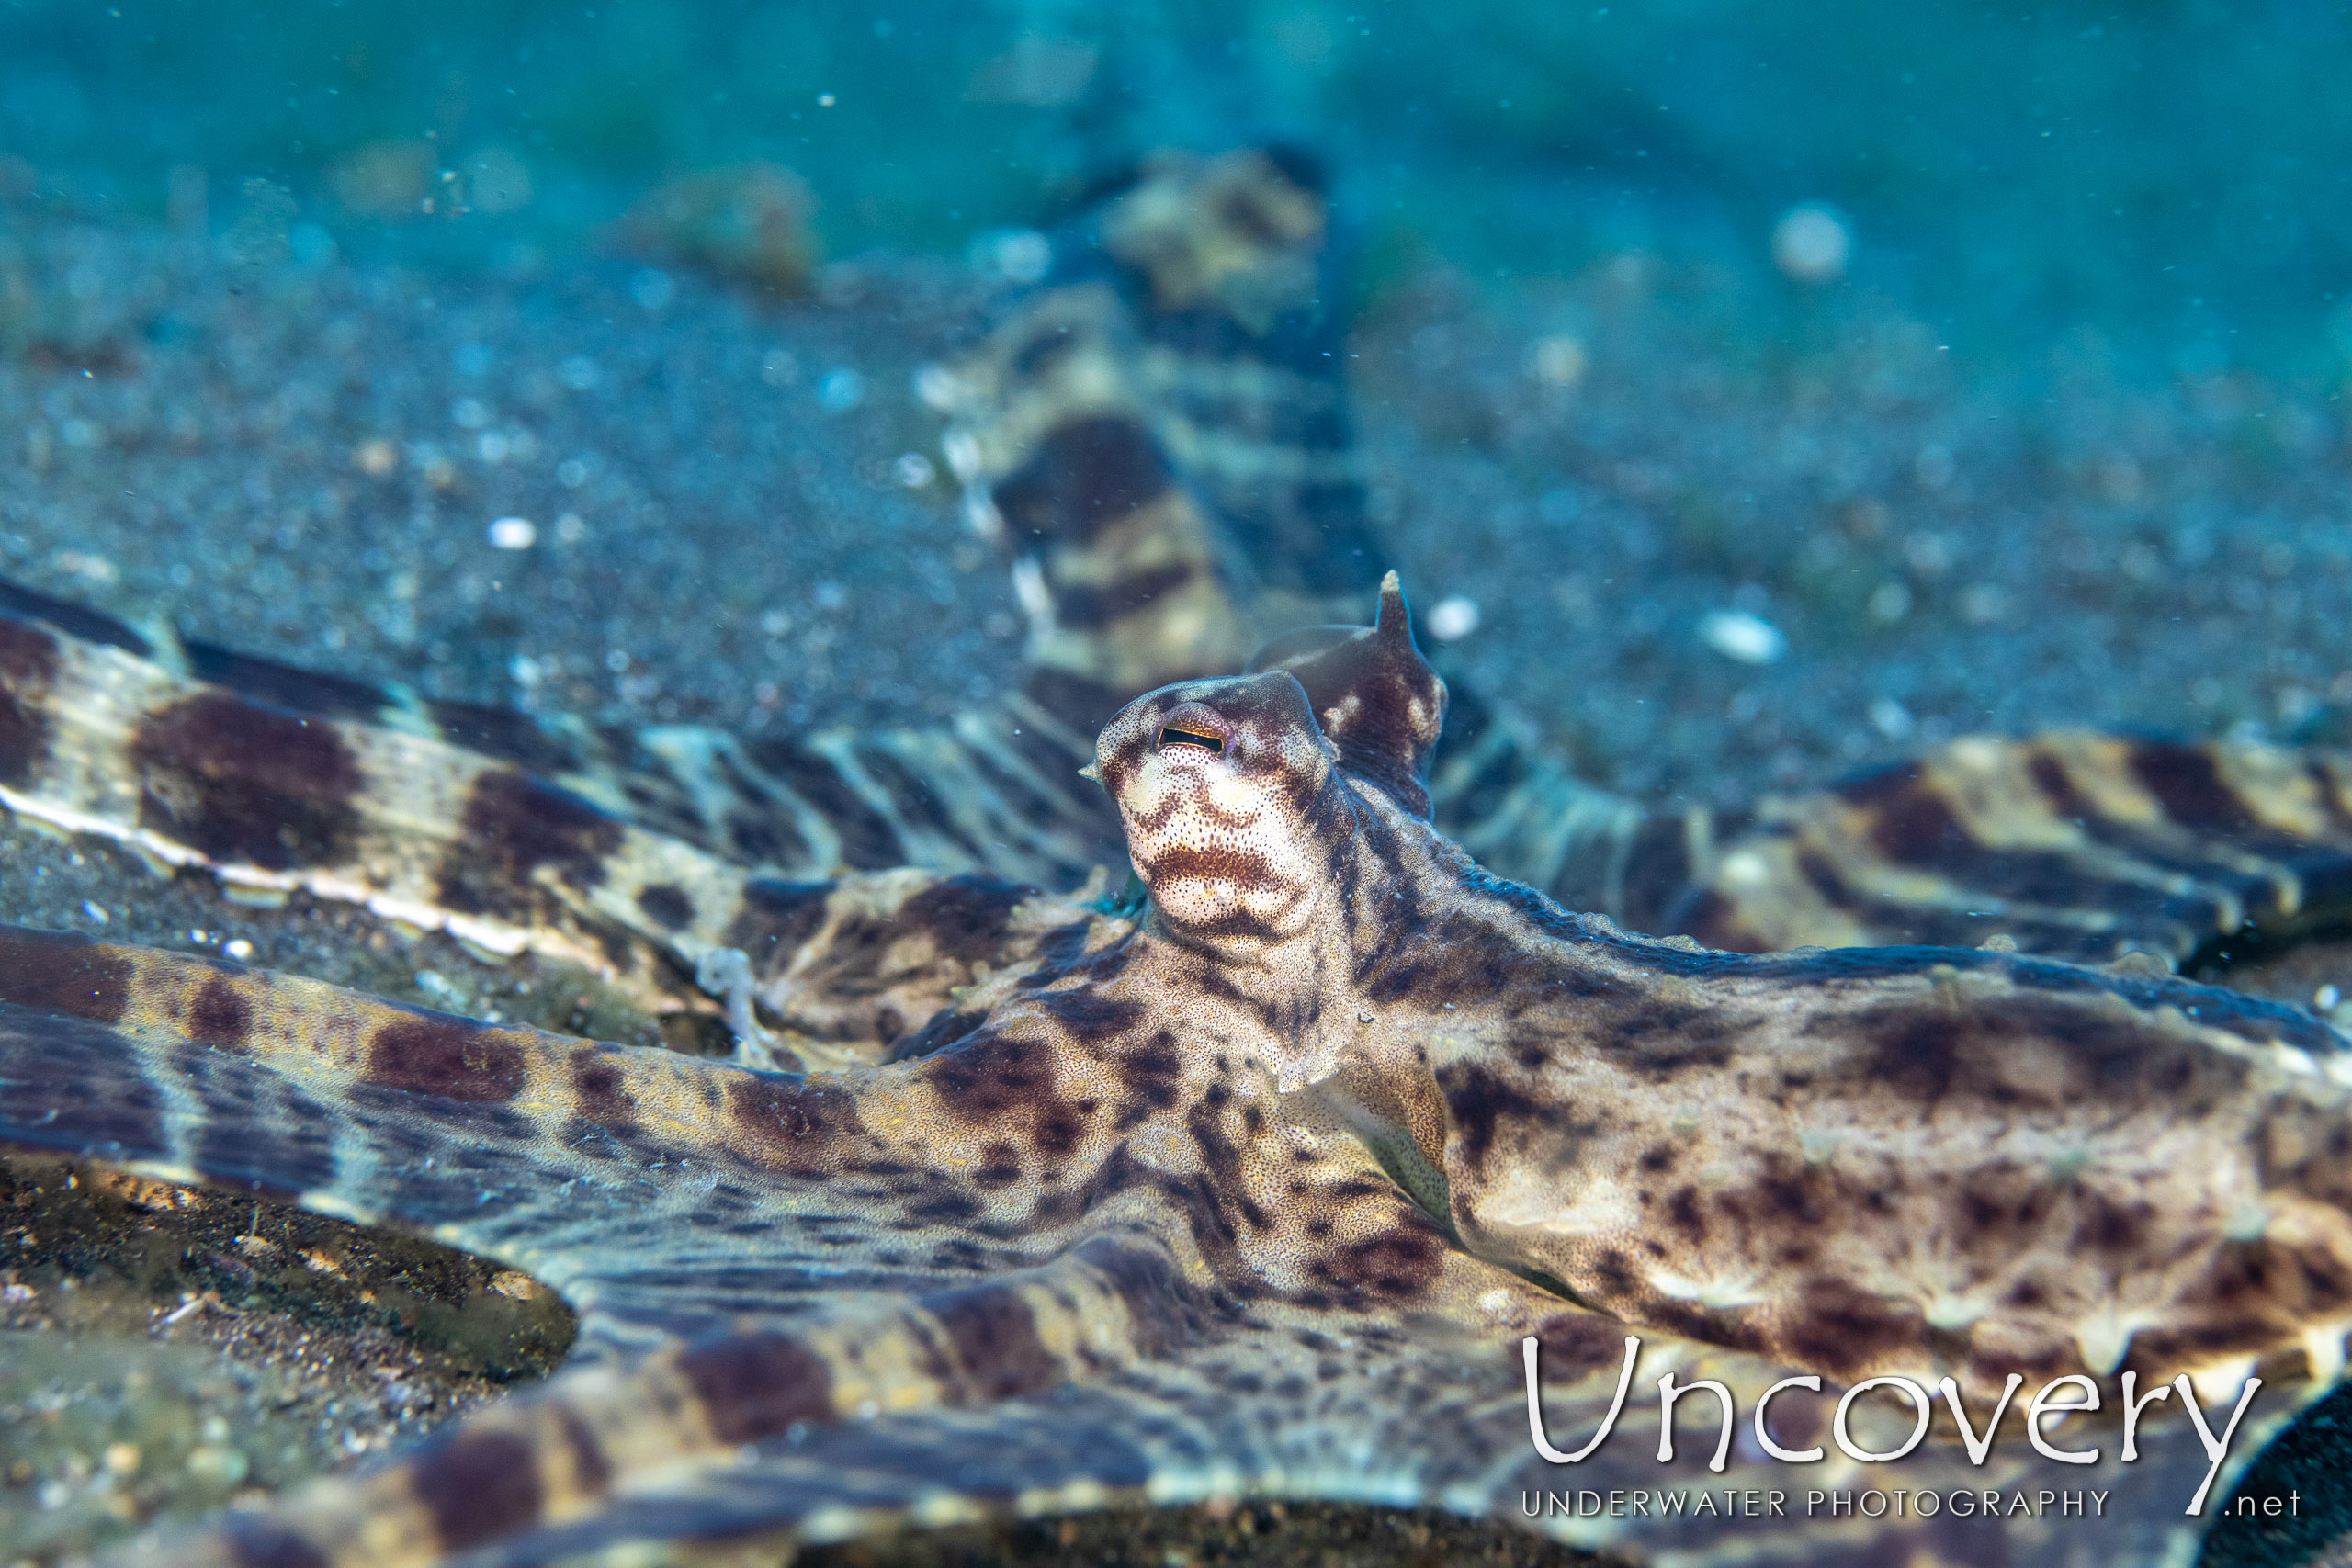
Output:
[[1093, 670, 1345, 946]]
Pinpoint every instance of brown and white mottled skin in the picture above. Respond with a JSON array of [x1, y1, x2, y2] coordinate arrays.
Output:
[[1099, 583, 2352, 1404], [935, 146, 2352, 973], [8, 143, 2352, 1568], [2, 145, 2350, 1105], [2, 578, 2346, 1567]]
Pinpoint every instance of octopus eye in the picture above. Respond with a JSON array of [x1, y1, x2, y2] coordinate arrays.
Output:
[[1158, 726, 1226, 755]]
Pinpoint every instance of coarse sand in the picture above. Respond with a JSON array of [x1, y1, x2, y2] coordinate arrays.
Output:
[[4, 217, 2352, 1565]]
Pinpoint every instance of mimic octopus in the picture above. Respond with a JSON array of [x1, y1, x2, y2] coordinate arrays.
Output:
[[4, 147, 2352, 1567]]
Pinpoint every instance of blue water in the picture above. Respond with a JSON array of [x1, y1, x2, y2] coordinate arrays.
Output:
[[6, 1, 2350, 380]]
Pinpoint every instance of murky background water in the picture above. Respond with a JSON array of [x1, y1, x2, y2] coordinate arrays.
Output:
[[10, 2, 2352, 371]]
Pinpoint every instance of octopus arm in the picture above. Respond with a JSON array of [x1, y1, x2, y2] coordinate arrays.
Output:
[[0, 925, 981, 1328], [117, 1296, 2257, 1568], [1472, 726, 2352, 968]]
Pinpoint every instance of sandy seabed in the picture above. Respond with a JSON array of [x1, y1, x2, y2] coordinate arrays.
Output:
[[3, 214, 2351, 1565]]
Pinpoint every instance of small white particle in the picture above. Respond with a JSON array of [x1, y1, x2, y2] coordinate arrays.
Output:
[[1959, 582, 2009, 624], [1699, 609, 1787, 665], [223, 939, 254, 960], [1869, 695, 1914, 740], [80, 900, 107, 923], [487, 517, 537, 550], [2318, 984, 2341, 1011], [971, 228, 1052, 284], [913, 364, 960, 411], [893, 451, 936, 487], [1425, 596, 1480, 642], [1526, 334, 1588, 388], [1770, 203, 1851, 284], [51, 549, 117, 584]]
